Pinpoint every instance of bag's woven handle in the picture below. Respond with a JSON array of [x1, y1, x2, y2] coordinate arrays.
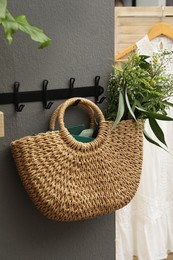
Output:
[[49, 100, 96, 131], [57, 98, 105, 131]]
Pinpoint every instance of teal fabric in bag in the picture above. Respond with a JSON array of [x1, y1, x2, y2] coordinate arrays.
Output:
[[72, 135, 94, 143], [68, 124, 94, 143], [68, 124, 85, 135]]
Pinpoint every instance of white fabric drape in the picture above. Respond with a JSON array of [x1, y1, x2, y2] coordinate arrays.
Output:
[[116, 35, 173, 260]]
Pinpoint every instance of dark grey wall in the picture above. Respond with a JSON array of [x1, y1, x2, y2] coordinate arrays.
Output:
[[0, 1, 114, 259]]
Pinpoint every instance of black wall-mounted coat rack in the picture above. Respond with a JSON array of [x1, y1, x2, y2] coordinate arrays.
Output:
[[0, 76, 106, 112]]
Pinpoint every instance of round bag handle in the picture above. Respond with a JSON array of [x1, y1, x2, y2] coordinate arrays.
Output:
[[57, 97, 105, 131], [50, 98, 107, 151], [49, 100, 96, 131]]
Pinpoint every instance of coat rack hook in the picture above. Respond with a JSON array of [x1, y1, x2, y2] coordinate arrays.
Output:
[[69, 78, 75, 98], [95, 76, 100, 86], [94, 76, 106, 104], [96, 96, 106, 104], [42, 80, 54, 109], [14, 82, 25, 112]]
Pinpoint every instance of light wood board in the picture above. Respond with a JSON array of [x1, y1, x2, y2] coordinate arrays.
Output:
[[115, 7, 173, 57]]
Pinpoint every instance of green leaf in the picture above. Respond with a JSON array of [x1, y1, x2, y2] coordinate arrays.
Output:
[[143, 128, 167, 152], [139, 55, 150, 60], [15, 15, 51, 48], [148, 118, 167, 146], [125, 88, 136, 120], [1, 10, 18, 44], [139, 55, 151, 69], [0, 0, 7, 19], [163, 100, 173, 107], [112, 91, 125, 128], [136, 106, 173, 121], [131, 100, 137, 112]]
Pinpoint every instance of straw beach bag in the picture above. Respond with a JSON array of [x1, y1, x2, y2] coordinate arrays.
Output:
[[11, 97, 143, 221]]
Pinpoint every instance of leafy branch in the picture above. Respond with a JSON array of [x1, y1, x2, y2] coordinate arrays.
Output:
[[0, 0, 51, 48], [105, 52, 173, 150]]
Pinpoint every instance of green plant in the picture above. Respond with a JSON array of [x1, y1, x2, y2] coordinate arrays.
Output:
[[105, 52, 173, 149], [0, 0, 51, 48]]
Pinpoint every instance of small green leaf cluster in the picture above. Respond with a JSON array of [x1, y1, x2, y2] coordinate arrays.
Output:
[[0, 0, 51, 48], [105, 52, 173, 149]]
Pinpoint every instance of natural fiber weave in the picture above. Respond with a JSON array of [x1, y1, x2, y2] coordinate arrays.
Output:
[[11, 97, 143, 221]]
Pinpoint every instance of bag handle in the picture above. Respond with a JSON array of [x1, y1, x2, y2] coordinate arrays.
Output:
[[49, 100, 96, 131], [57, 98, 105, 131]]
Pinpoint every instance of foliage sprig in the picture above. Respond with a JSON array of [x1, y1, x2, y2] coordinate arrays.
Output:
[[105, 52, 173, 149], [0, 0, 51, 48]]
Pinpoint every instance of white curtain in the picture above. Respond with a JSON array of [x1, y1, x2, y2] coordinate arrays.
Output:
[[116, 35, 173, 260]]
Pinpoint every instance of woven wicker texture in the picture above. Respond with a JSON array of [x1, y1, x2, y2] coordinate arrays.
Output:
[[11, 97, 143, 221]]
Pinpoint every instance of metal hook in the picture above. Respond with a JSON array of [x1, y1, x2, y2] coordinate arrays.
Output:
[[96, 96, 106, 104], [95, 76, 100, 86], [69, 78, 75, 98], [14, 82, 25, 112], [72, 99, 81, 106], [42, 80, 53, 109], [94, 76, 106, 104]]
